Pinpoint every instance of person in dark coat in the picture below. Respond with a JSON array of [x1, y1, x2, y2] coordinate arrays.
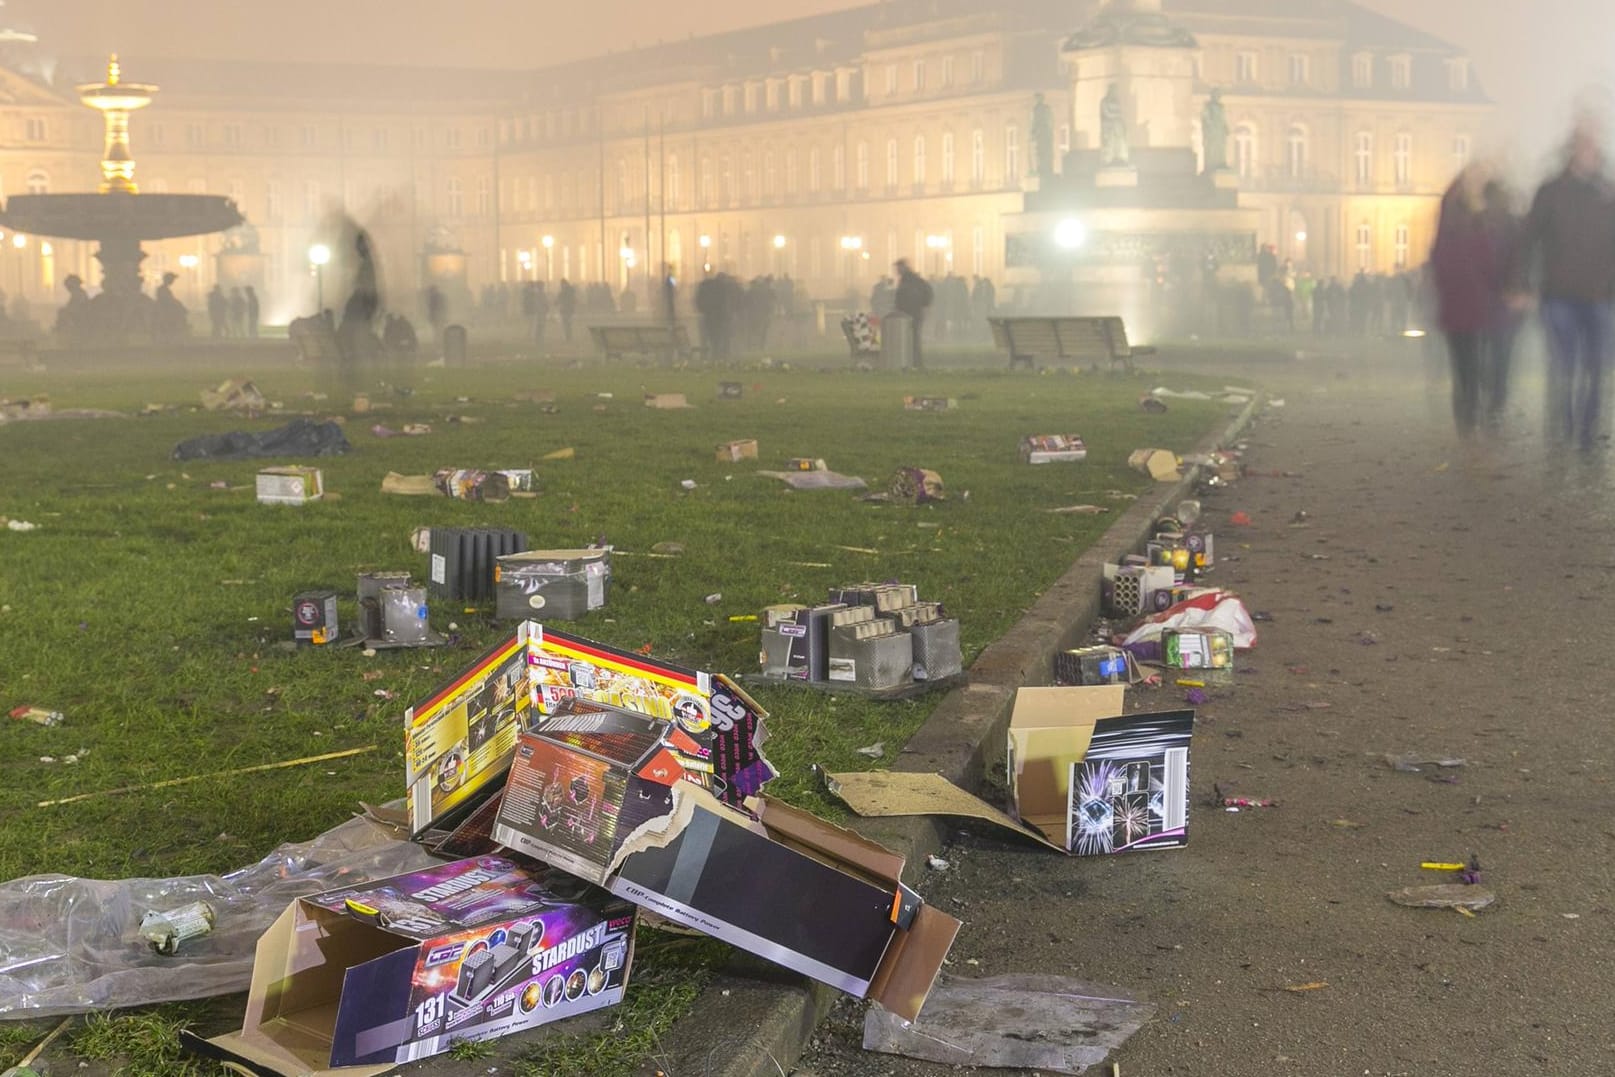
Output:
[[893, 259, 934, 369], [556, 279, 577, 341], [1431, 163, 1511, 438], [243, 285, 260, 337], [206, 284, 227, 338]]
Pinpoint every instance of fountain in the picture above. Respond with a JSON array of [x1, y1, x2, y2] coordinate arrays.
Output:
[[0, 55, 242, 321]]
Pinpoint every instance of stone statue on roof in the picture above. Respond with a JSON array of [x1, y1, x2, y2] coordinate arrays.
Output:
[[1202, 87, 1229, 172]]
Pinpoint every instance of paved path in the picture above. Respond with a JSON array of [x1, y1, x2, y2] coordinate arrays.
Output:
[[799, 345, 1615, 1076]]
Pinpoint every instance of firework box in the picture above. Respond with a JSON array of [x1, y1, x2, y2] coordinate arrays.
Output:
[[183, 855, 636, 1076], [255, 466, 323, 505], [1007, 686, 1194, 855], [1128, 447, 1181, 482], [903, 395, 956, 411], [1020, 434, 1088, 464], [715, 438, 759, 463]]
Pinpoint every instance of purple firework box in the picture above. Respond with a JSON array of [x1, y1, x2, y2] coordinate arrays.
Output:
[[185, 855, 636, 1076], [1006, 686, 1194, 856]]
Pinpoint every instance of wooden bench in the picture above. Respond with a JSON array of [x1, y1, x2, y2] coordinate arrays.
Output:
[[588, 322, 698, 360], [988, 315, 1156, 370], [289, 317, 342, 363]]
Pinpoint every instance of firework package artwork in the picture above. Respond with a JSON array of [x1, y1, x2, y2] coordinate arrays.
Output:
[[185, 856, 635, 1075], [1006, 685, 1194, 855], [1019, 434, 1089, 464], [256, 465, 324, 505]]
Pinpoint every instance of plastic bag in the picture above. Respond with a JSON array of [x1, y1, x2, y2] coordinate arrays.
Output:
[[171, 417, 350, 461], [0, 810, 439, 1018], [1121, 589, 1258, 652]]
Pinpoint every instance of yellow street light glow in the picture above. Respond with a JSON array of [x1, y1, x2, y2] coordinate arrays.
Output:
[[11, 234, 26, 249], [839, 235, 862, 251], [698, 234, 711, 249], [772, 234, 786, 249], [178, 253, 198, 268], [540, 234, 554, 249], [307, 243, 331, 266]]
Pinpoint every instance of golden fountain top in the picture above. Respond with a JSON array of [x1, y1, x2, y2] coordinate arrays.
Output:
[[76, 54, 158, 193]]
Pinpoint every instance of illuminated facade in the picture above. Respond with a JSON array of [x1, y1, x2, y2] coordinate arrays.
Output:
[[0, 0, 1488, 317]]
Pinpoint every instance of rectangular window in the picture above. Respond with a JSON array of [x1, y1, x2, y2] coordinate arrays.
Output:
[[1355, 222, 1372, 269], [1394, 132, 1413, 186], [912, 60, 925, 91], [1452, 134, 1472, 173], [972, 50, 984, 83], [1005, 124, 1019, 184], [1390, 55, 1411, 90], [300, 125, 316, 149], [972, 225, 984, 276], [1394, 223, 1410, 268], [1354, 132, 1373, 187], [886, 139, 899, 188], [833, 144, 845, 189], [1236, 51, 1257, 83], [187, 122, 205, 147], [885, 64, 898, 95], [223, 124, 242, 147], [941, 132, 955, 185], [942, 57, 954, 88], [856, 142, 869, 189], [1289, 54, 1309, 87], [810, 147, 821, 192], [1352, 53, 1372, 88], [24, 116, 45, 142], [971, 128, 985, 185]]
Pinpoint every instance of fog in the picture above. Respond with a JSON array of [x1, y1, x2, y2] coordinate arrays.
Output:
[[18, 0, 1615, 166]]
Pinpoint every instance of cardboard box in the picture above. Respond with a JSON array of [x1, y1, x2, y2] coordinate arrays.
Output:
[[1007, 686, 1193, 856], [494, 549, 611, 620], [256, 466, 323, 505], [1020, 434, 1088, 464], [644, 393, 693, 409], [187, 856, 635, 1075], [759, 603, 843, 682], [608, 789, 960, 1021], [1162, 626, 1234, 671], [715, 439, 759, 463], [1128, 448, 1181, 482]]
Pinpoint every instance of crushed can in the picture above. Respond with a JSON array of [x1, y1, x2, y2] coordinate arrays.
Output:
[[139, 900, 217, 956]]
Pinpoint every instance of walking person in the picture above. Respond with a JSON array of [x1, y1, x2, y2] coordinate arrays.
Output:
[[243, 285, 260, 338], [1524, 123, 1615, 449], [556, 279, 577, 342], [1430, 161, 1510, 440], [893, 259, 933, 369], [1481, 178, 1528, 427]]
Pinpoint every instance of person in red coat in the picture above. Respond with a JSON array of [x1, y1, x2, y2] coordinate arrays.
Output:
[[1430, 162, 1516, 438]]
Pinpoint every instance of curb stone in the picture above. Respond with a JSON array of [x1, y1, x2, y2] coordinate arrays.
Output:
[[637, 392, 1263, 1077]]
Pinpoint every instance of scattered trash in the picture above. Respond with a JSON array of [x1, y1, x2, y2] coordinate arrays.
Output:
[[199, 378, 266, 413], [173, 418, 350, 461], [8, 705, 63, 727], [1281, 981, 1329, 993], [644, 392, 694, 409], [680, 479, 698, 490], [650, 541, 686, 555], [926, 854, 950, 871], [541, 446, 575, 461], [704, 593, 723, 605], [862, 974, 1155, 1075], [1021, 434, 1088, 463], [1229, 511, 1253, 526], [1184, 686, 1208, 705], [716, 439, 759, 462], [888, 466, 946, 504], [1045, 504, 1110, 515], [1386, 884, 1496, 911], [759, 468, 868, 491], [36, 744, 377, 809], [139, 900, 217, 956], [5, 519, 39, 532], [1128, 447, 1181, 482], [903, 395, 957, 411], [256, 466, 324, 506], [855, 742, 886, 759], [1421, 855, 1483, 884], [1139, 394, 1169, 413], [1380, 753, 1466, 773]]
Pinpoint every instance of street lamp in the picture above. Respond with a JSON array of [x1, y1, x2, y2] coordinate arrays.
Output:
[[11, 233, 25, 298], [541, 234, 554, 280], [772, 234, 786, 249], [698, 233, 711, 273], [308, 243, 331, 312], [178, 253, 200, 306], [1054, 218, 1087, 250], [517, 249, 534, 279]]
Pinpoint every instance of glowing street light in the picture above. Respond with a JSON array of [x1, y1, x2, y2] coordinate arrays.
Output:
[[517, 249, 534, 279], [11, 233, 25, 250], [1295, 230, 1308, 243], [540, 234, 554, 249], [924, 234, 949, 250], [178, 253, 198, 269], [839, 235, 862, 251], [308, 242, 331, 311], [698, 234, 711, 249], [540, 234, 555, 280], [772, 234, 787, 249], [1054, 218, 1087, 251]]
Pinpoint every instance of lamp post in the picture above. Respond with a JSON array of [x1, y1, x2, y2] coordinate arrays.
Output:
[[540, 234, 554, 281], [178, 252, 199, 307], [307, 243, 331, 312], [839, 234, 862, 282], [11, 233, 25, 299], [698, 233, 711, 274], [517, 249, 534, 280]]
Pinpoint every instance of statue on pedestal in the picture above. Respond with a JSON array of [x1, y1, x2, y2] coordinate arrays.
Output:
[[1201, 87, 1229, 173], [1030, 93, 1055, 177], [1100, 83, 1129, 166]]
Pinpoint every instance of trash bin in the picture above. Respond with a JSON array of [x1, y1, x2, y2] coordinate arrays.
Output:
[[880, 311, 913, 370], [443, 324, 467, 367]]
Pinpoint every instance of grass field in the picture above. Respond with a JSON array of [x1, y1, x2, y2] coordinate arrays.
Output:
[[0, 349, 1235, 1072]]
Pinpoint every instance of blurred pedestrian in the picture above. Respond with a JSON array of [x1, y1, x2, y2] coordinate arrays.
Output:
[[894, 259, 934, 369], [1524, 124, 1615, 448], [1431, 161, 1510, 438], [244, 285, 260, 338]]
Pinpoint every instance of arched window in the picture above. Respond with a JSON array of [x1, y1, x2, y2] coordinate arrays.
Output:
[[785, 149, 798, 194], [913, 135, 926, 185], [1286, 124, 1308, 180], [833, 144, 845, 189], [971, 129, 985, 185], [1355, 221, 1372, 269], [886, 138, 899, 188], [856, 141, 869, 189], [446, 176, 463, 216], [941, 131, 955, 185], [763, 151, 776, 196], [25, 169, 48, 194], [1234, 124, 1257, 178]]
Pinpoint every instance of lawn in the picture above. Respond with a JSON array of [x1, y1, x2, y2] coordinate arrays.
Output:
[[0, 348, 1235, 1072]]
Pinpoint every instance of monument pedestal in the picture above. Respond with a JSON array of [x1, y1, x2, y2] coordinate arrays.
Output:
[[1208, 169, 1239, 191], [1095, 167, 1140, 188]]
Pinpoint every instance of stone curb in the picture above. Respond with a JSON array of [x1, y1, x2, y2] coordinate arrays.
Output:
[[640, 392, 1263, 1077]]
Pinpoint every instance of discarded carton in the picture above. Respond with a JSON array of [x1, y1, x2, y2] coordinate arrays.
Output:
[[1162, 626, 1234, 671], [185, 855, 635, 1075], [1020, 434, 1088, 464], [1102, 561, 1177, 617], [494, 549, 612, 620], [256, 466, 323, 505], [903, 396, 956, 411], [715, 439, 759, 463], [888, 467, 945, 504], [200, 378, 265, 412], [1128, 447, 1181, 482], [1008, 687, 1193, 855], [644, 393, 693, 409]]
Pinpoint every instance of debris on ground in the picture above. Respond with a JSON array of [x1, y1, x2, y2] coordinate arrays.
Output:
[[199, 378, 266, 412], [855, 742, 886, 759], [1379, 753, 1466, 773], [1386, 884, 1496, 911], [173, 418, 350, 461], [862, 974, 1155, 1074], [8, 705, 63, 726]]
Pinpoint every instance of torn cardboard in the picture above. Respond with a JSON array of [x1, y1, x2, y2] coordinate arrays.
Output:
[[186, 855, 635, 1075], [823, 770, 1064, 853], [1128, 447, 1181, 482], [644, 393, 694, 409], [716, 439, 759, 463], [200, 378, 265, 412], [256, 466, 323, 505]]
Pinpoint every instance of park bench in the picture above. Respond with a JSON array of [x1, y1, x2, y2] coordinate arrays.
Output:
[[988, 315, 1156, 371], [588, 322, 698, 361], [289, 317, 342, 364]]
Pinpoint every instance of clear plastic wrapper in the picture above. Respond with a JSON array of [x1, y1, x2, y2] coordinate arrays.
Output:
[[0, 810, 440, 1018]]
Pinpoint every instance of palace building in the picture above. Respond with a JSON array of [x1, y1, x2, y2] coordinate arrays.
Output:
[[0, 0, 1488, 321]]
